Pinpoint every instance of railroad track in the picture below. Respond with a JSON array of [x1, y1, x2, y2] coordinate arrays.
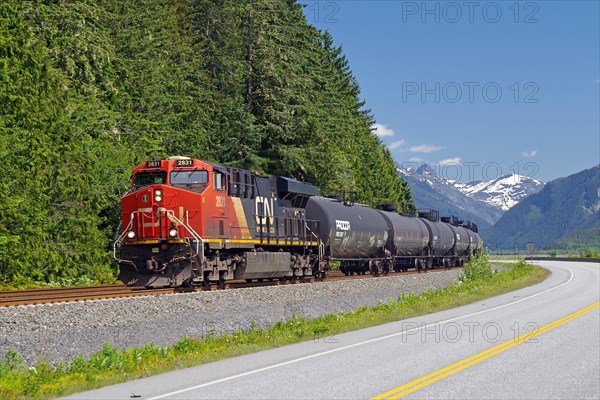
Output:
[[0, 267, 462, 307], [0, 285, 179, 307]]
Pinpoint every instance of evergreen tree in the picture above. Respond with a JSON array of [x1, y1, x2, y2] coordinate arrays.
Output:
[[0, 0, 413, 285]]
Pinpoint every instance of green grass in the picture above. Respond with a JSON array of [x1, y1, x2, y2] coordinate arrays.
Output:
[[488, 248, 600, 259], [0, 256, 548, 399], [0, 276, 118, 291]]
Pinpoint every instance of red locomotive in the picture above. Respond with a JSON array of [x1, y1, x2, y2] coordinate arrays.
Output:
[[114, 156, 323, 287]]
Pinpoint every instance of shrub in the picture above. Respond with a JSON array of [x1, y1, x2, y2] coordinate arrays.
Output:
[[460, 253, 493, 282], [580, 249, 599, 258]]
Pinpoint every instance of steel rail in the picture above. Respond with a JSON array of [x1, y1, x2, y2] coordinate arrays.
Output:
[[0, 267, 462, 307]]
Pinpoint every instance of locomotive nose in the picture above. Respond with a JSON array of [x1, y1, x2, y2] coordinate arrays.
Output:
[[122, 185, 178, 241]]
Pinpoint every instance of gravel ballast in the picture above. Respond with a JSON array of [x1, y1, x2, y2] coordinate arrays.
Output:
[[0, 271, 461, 365]]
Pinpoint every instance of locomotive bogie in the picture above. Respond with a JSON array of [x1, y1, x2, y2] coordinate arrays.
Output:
[[118, 242, 197, 287]]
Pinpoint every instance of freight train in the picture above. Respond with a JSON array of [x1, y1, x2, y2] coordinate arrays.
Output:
[[114, 156, 481, 287]]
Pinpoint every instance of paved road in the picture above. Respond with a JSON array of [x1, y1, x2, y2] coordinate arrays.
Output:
[[64, 261, 600, 400]]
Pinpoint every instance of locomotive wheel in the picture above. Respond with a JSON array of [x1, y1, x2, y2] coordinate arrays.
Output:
[[181, 278, 193, 288], [202, 271, 211, 287], [301, 267, 309, 282], [218, 271, 226, 286]]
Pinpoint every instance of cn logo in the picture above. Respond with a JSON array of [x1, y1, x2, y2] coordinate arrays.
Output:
[[255, 196, 274, 226]]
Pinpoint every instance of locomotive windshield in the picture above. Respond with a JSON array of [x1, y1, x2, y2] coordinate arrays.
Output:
[[133, 171, 167, 188], [170, 170, 209, 187]]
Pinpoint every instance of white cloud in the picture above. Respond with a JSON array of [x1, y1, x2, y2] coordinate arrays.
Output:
[[371, 123, 395, 137], [522, 149, 538, 157], [408, 157, 424, 162], [388, 140, 406, 150], [438, 157, 462, 166], [409, 144, 444, 153]]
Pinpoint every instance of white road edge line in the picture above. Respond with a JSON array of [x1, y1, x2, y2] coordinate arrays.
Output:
[[147, 266, 574, 400]]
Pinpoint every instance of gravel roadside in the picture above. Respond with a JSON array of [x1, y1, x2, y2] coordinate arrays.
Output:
[[0, 270, 461, 366]]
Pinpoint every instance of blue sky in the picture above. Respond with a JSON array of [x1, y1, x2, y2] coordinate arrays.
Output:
[[303, 1, 599, 183]]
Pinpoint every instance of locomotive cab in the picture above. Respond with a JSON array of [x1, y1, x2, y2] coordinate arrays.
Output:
[[115, 157, 219, 287]]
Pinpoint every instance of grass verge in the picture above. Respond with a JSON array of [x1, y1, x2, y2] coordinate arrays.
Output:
[[0, 256, 548, 399]]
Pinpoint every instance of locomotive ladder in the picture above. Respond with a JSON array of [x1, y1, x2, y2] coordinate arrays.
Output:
[[113, 212, 136, 261]]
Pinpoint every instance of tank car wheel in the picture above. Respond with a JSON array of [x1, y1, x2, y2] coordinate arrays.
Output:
[[245, 279, 253, 283]]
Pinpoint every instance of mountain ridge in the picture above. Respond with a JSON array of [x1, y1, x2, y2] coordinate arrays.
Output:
[[397, 163, 544, 229], [483, 165, 600, 250], [397, 164, 503, 229], [453, 173, 544, 211]]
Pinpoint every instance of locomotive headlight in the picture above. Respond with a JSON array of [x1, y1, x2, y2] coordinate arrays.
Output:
[[126, 231, 136, 239], [154, 190, 163, 202], [169, 228, 178, 238]]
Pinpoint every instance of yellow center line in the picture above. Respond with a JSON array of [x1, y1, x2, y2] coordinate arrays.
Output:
[[373, 301, 600, 400]]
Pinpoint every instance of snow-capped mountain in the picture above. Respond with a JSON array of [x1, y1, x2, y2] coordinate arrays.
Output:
[[397, 164, 503, 229], [485, 165, 598, 249], [452, 174, 544, 211], [397, 163, 545, 229]]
